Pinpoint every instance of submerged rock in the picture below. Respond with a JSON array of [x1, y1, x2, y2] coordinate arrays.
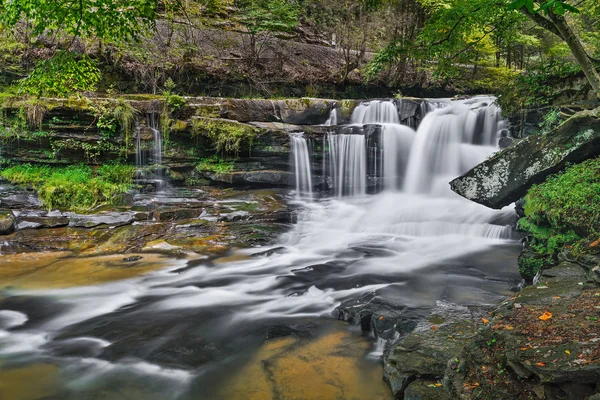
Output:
[[450, 108, 600, 209]]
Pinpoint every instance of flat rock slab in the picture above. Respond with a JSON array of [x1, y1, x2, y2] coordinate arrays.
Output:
[[450, 108, 600, 209]]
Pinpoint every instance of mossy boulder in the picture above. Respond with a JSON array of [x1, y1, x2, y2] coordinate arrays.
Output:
[[451, 108, 600, 209], [0, 209, 16, 235]]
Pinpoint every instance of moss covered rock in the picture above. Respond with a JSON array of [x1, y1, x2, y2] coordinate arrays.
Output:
[[451, 108, 600, 209]]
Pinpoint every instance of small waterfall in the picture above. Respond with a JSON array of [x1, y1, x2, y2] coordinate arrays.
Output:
[[325, 108, 338, 126], [349, 100, 416, 191], [147, 113, 163, 167], [134, 113, 166, 191], [351, 100, 399, 124], [290, 133, 313, 198], [326, 133, 367, 197]]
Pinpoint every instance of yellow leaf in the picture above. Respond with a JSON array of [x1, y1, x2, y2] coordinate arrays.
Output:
[[565, 350, 571, 355], [435, 383, 442, 387], [482, 318, 489, 324], [539, 311, 553, 321]]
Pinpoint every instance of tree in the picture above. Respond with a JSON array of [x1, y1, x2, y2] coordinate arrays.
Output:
[[235, 0, 299, 67], [0, 0, 159, 95], [509, 0, 600, 95]]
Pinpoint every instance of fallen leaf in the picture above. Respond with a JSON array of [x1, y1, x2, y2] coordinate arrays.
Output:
[[378, 316, 384, 321], [435, 383, 442, 387], [565, 350, 571, 355], [535, 362, 546, 367], [482, 318, 489, 324], [520, 347, 528, 351], [431, 326, 439, 331], [539, 311, 553, 321], [590, 238, 600, 247]]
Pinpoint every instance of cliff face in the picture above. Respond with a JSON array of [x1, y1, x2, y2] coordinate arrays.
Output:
[[0, 96, 350, 188]]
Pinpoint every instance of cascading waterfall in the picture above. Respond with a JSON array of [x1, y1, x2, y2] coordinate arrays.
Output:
[[403, 98, 501, 195], [326, 133, 367, 197], [290, 133, 313, 198]]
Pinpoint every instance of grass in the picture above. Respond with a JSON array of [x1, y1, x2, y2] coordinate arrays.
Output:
[[0, 163, 135, 212], [518, 157, 600, 278]]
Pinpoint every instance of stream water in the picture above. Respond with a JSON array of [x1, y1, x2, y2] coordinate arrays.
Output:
[[0, 97, 520, 400]]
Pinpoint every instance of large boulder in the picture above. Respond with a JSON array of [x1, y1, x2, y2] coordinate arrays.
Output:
[[450, 108, 600, 209]]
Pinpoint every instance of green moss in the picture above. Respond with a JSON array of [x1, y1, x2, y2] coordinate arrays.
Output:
[[519, 157, 600, 278], [191, 118, 257, 157], [0, 163, 135, 212], [196, 155, 235, 174]]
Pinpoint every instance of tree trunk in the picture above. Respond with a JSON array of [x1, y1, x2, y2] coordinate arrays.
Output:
[[548, 12, 600, 96]]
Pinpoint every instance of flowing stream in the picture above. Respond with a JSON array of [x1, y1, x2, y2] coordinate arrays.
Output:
[[0, 97, 520, 399]]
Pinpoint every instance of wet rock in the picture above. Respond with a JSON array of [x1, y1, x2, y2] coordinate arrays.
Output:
[[335, 293, 428, 340], [498, 136, 514, 148], [203, 170, 297, 187], [0, 209, 16, 235], [451, 108, 600, 208], [153, 207, 204, 221], [383, 302, 486, 398], [68, 213, 136, 228], [222, 98, 334, 125], [404, 379, 454, 400], [123, 256, 143, 262], [18, 215, 69, 229], [265, 322, 318, 339]]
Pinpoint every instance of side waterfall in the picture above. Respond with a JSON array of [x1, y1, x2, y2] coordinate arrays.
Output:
[[290, 133, 313, 198], [135, 113, 166, 191]]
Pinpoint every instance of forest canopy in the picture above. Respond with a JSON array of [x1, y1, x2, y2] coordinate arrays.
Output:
[[0, 0, 597, 105]]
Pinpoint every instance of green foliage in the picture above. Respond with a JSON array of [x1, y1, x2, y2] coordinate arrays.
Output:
[[191, 118, 256, 156], [196, 155, 235, 174], [508, 0, 579, 16], [113, 98, 140, 151], [19, 51, 101, 97], [0, 0, 157, 42], [498, 60, 582, 114], [236, 0, 299, 35], [539, 107, 561, 134], [0, 163, 134, 211], [518, 158, 600, 277]]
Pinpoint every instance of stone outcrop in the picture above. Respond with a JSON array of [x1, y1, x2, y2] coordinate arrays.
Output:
[[450, 108, 600, 209], [382, 258, 600, 400]]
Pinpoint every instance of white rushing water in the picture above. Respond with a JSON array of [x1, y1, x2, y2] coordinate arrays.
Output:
[[0, 96, 518, 399]]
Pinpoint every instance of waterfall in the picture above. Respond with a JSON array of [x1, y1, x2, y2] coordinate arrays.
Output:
[[325, 108, 338, 126], [290, 133, 313, 198], [403, 98, 502, 195], [297, 97, 505, 198], [326, 133, 367, 197], [134, 113, 166, 191]]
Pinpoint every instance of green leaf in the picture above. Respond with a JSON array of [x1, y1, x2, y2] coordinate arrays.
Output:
[[525, 0, 535, 14], [561, 2, 580, 13], [554, 1, 565, 14], [509, 0, 527, 10]]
